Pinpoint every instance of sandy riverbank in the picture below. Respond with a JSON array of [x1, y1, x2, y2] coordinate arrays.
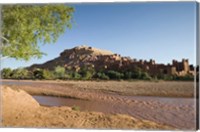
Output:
[[1, 80, 196, 130], [2, 86, 173, 129]]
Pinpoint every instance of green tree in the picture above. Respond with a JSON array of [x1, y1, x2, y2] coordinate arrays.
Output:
[[11, 68, 29, 79], [1, 5, 74, 60], [43, 69, 54, 80], [54, 66, 66, 79], [33, 68, 44, 79], [1, 68, 12, 78], [79, 66, 95, 80], [132, 67, 142, 79]]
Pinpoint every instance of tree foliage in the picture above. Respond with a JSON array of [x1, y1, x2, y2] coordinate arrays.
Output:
[[96, 72, 109, 80], [106, 70, 124, 80], [79, 66, 95, 80], [54, 66, 66, 79], [1, 68, 12, 78], [1, 5, 74, 60], [43, 69, 54, 80], [11, 68, 29, 79], [33, 68, 44, 79], [1, 65, 194, 81]]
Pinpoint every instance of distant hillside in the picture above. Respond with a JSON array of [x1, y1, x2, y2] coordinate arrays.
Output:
[[28, 45, 117, 71]]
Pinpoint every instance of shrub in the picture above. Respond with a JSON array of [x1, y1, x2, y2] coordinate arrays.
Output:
[[124, 71, 133, 79], [72, 71, 82, 80], [96, 72, 110, 80], [82, 71, 93, 80], [140, 72, 152, 80], [174, 74, 194, 81], [106, 70, 124, 80], [72, 105, 80, 111], [163, 75, 173, 80]]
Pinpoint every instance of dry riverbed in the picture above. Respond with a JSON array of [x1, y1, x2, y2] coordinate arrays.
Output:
[[1, 80, 196, 130]]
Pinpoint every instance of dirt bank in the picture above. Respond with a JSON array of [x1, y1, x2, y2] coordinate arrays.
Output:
[[3, 79, 194, 97], [2, 86, 173, 129]]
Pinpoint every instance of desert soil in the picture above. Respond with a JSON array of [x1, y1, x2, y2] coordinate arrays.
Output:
[[1, 80, 196, 130]]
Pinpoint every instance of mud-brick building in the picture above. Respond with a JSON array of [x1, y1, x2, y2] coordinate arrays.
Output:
[[133, 59, 194, 77], [172, 59, 191, 76]]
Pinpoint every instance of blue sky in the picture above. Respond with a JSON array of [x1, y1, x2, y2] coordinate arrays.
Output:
[[1, 2, 197, 69]]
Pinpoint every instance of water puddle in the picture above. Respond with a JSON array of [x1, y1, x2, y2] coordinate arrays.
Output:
[[32, 95, 114, 113], [33, 95, 90, 107]]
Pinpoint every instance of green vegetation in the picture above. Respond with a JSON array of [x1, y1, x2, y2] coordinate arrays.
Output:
[[1, 65, 194, 81], [72, 72, 82, 80], [1, 5, 74, 60], [106, 70, 124, 80], [11, 68, 29, 79], [1, 68, 12, 79], [33, 68, 45, 79], [54, 66, 66, 79], [173, 74, 194, 81], [140, 72, 152, 80], [71, 105, 80, 111], [96, 72, 110, 80], [79, 66, 95, 80], [43, 69, 54, 80]]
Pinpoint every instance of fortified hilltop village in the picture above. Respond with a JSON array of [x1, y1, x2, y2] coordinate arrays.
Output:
[[29, 45, 195, 78]]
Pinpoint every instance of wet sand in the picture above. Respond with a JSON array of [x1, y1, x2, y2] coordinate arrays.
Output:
[[2, 80, 196, 130]]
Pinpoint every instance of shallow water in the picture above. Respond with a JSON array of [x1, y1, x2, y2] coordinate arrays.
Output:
[[33, 95, 91, 107], [32, 94, 196, 129], [33, 94, 194, 108], [2, 80, 34, 85]]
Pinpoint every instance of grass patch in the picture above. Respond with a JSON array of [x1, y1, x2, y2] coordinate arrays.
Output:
[[72, 105, 80, 111]]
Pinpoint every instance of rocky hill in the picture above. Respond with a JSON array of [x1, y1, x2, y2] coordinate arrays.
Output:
[[29, 45, 126, 71]]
